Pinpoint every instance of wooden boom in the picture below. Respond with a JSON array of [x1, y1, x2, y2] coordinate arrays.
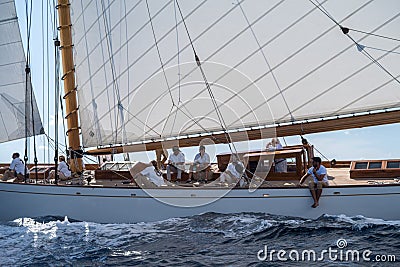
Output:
[[86, 109, 400, 155]]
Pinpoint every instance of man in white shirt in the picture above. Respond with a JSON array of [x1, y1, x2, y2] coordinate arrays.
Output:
[[167, 146, 185, 182], [48, 155, 71, 181], [218, 160, 245, 186], [298, 157, 329, 208], [130, 161, 167, 187], [187, 145, 210, 183], [1, 152, 26, 183]]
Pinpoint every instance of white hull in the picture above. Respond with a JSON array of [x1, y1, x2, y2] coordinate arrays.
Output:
[[1, 182, 400, 223]]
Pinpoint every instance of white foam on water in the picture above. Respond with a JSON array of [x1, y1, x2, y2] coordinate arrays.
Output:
[[110, 249, 144, 259], [323, 214, 400, 230], [12, 217, 68, 248], [188, 213, 276, 238]]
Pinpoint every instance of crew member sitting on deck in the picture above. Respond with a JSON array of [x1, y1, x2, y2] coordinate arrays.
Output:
[[187, 145, 210, 183], [266, 138, 287, 172], [218, 159, 246, 187], [48, 155, 71, 181], [298, 156, 329, 208], [167, 146, 185, 182], [1, 152, 26, 183], [130, 160, 167, 187]]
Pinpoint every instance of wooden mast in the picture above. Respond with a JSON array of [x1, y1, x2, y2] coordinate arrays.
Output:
[[56, 0, 83, 172]]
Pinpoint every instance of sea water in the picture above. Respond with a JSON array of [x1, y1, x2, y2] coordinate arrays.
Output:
[[0, 213, 399, 266]]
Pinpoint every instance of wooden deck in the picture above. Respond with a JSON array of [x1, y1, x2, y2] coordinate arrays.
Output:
[[49, 167, 400, 189], [2, 163, 400, 189]]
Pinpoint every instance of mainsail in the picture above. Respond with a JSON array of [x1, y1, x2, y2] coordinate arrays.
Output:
[[70, 0, 400, 149], [0, 0, 43, 143]]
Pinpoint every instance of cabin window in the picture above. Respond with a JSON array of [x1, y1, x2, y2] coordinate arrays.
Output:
[[351, 160, 400, 179], [354, 162, 368, 169], [286, 157, 297, 173], [368, 162, 382, 169], [387, 161, 400, 169]]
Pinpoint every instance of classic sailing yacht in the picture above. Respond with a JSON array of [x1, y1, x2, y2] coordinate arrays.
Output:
[[0, 0, 399, 223]]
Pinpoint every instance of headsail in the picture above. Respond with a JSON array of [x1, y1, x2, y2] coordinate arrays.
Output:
[[70, 0, 400, 148], [0, 0, 43, 144]]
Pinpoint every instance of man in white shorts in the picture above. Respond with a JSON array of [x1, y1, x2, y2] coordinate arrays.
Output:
[[298, 157, 329, 208]]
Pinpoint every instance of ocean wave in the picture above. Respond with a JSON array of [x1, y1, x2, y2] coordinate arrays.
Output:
[[322, 214, 400, 230], [1, 212, 399, 266], [4, 212, 400, 236]]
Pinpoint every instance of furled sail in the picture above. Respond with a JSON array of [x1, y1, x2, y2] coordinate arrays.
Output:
[[70, 0, 400, 148], [0, 0, 44, 144]]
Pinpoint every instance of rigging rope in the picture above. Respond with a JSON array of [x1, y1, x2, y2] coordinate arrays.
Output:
[[135, 0, 376, 144], [167, 0, 183, 137], [44, 133, 132, 181], [275, 42, 400, 122], [313, 144, 330, 161], [239, 6, 398, 125], [345, 33, 400, 85], [136, 0, 290, 146], [356, 45, 400, 55], [30, 71, 38, 183], [173, 0, 182, 104], [100, 0, 128, 146], [123, 0, 131, 112], [348, 28, 400, 43], [41, 0, 46, 164], [143, 0, 327, 135], [145, 0, 175, 106], [175, 0, 238, 155], [144, 0, 216, 139], [54, 34, 61, 184], [24, 0, 34, 183], [236, 0, 294, 122], [59, 91, 68, 154], [47, 0, 51, 163], [87, 0, 250, 141], [309, 0, 400, 86]]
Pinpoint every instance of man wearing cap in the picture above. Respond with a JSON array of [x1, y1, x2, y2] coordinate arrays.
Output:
[[298, 157, 329, 208], [167, 146, 185, 182]]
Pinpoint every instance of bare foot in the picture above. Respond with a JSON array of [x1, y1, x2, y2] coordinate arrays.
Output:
[[311, 203, 319, 208]]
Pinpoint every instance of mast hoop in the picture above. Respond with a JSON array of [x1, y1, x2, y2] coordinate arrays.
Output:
[[57, 24, 72, 30], [63, 86, 77, 99], [59, 44, 74, 50], [65, 107, 79, 119], [65, 127, 81, 136], [55, 3, 71, 9], [61, 68, 75, 80]]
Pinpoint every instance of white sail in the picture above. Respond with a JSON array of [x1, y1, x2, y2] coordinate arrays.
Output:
[[0, 0, 43, 143], [69, 0, 400, 148]]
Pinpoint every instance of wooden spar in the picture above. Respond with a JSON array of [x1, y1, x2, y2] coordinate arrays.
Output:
[[57, 0, 83, 172], [86, 109, 400, 155]]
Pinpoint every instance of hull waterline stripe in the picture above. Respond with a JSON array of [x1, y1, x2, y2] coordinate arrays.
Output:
[[1, 189, 400, 199]]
